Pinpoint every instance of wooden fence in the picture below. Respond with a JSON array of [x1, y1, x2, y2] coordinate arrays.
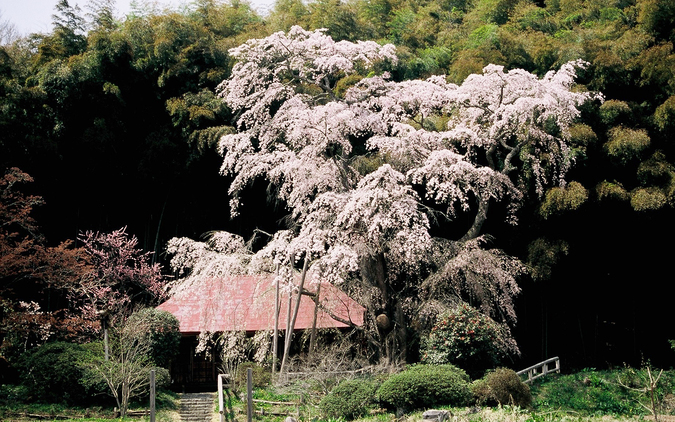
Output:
[[516, 356, 560, 383]]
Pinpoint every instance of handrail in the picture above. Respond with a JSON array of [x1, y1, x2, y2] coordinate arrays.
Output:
[[516, 356, 560, 383]]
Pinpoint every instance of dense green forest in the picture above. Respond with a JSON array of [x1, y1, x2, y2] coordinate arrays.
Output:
[[2, 0, 675, 377]]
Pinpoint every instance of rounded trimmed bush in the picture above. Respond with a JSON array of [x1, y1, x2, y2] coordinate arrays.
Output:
[[471, 367, 532, 408], [376, 364, 472, 412], [320, 378, 379, 420]]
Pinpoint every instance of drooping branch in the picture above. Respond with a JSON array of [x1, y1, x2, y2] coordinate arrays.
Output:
[[309, 289, 381, 352]]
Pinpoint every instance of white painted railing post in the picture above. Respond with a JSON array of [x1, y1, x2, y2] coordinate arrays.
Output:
[[517, 357, 560, 383], [218, 374, 225, 422]]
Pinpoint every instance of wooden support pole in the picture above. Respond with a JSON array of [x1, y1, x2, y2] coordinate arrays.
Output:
[[280, 257, 309, 374], [273, 271, 280, 375], [247, 368, 253, 422], [150, 370, 156, 422]]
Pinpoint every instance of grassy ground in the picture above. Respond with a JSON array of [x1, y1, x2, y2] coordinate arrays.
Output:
[[0, 404, 181, 422], [14, 408, 649, 422], [0, 387, 180, 422]]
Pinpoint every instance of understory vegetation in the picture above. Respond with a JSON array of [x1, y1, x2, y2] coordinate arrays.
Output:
[[2, 363, 675, 421], [236, 365, 675, 422], [0, 383, 179, 421]]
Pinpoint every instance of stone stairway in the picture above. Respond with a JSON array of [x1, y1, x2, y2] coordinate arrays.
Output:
[[179, 392, 215, 422]]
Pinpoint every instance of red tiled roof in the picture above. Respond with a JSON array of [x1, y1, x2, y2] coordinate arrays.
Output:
[[157, 275, 365, 334]]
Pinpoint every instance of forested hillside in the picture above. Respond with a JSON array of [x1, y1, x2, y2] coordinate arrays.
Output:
[[2, 0, 675, 371]]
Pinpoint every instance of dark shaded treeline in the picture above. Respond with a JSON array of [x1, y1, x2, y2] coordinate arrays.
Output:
[[2, 0, 675, 370]]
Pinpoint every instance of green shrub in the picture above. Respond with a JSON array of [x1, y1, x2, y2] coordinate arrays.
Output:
[[123, 367, 171, 402], [18, 342, 96, 404], [79, 341, 109, 396], [234, 362, 271, 389], [126, 308, 181, 368], [320, 378, 380, 420], [141, 367, 171, 395], [421, 304, 514, 378], [0, 383, 30, 405], [376, 364, 471, 412], [471, 368, 532, 408]]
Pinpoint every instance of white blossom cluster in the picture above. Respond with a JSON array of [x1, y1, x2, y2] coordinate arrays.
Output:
[[166, 233, 252, 295], [218, 27, 398, 220]]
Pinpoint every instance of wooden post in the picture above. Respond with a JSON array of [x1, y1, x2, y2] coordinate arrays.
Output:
[[273, 270, 280, 375], [150, 370, 156, 422], [247, 368, 253, 422], [280, 257, 309, 374]]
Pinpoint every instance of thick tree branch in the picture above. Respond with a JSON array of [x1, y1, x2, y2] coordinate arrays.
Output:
[[460, 194, 490, 242]]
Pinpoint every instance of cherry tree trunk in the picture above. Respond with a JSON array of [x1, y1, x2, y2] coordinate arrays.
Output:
[[362, 253, 409, 365], [461, 195, 490, 242]]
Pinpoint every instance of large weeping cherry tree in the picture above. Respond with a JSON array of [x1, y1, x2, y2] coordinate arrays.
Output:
[[168, 26, 600, 367]]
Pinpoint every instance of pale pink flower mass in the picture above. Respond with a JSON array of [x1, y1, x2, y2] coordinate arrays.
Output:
[[170, 27, 600, 362]]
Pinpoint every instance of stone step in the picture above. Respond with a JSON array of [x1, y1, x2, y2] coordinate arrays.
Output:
[[179, 392, 215, 422]]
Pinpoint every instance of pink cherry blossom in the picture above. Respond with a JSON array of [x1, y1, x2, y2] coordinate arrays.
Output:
[[173, 28, 600, 363]]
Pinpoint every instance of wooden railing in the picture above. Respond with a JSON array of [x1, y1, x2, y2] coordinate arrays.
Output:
[[516, 356, 560, 383]]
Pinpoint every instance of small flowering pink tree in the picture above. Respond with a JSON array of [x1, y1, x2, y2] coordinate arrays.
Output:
[[76, 227, 166, 319], [75, 227, 167, 359], [171, 27, 599, 365]]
